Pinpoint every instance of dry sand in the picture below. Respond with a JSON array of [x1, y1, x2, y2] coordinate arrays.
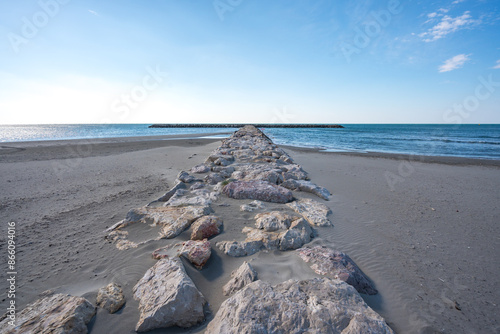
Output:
[[1, 135, 499, 333]]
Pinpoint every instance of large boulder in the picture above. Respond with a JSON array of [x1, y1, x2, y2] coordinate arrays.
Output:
[[0, 292, 96, 334], [96, 282, 125, 314], [297, 246, 378, 295], [133, 258, 206, 332], [254, 211, 298, 231], [206, 278, 394, 334], [223, 180, 293, 203], [287, 198, 332, 227], [179, 239, 212, 269], [191, 215, 223, 240], [222, 261, 258, 296], [278, 218, 314, 250], [216, 240, 264, 257]]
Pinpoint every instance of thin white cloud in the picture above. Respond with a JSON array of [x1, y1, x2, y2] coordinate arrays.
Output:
[[439, 54, 470, 72], [420, 11, 476, 42], [452, 0, 466, 4], [493, 60, 500, 69], [88, 9, 99, 16]]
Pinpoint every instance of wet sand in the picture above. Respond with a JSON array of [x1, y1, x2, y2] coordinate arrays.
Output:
[[1, 135, 499, 333]]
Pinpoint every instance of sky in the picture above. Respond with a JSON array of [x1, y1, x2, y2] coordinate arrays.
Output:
[[0, 0, 499, 124]]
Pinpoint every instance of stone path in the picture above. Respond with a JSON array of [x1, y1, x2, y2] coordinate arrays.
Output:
[[1, 126, 393, 333]]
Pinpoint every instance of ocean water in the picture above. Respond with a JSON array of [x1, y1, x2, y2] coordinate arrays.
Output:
[[0, 124, 499, 160]]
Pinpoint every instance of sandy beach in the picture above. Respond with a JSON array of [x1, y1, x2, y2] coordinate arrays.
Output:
[[1, 134, 499, 333]]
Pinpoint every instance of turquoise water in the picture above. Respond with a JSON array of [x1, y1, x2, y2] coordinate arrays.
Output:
[[0, 124, 499, 160]]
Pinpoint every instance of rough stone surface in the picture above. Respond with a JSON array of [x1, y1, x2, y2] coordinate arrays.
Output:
[[206, 278, 394, 334], [0, 292, 96, 334], [287, 198, 332, 226], [254, 211, 298, 231], [177, 171, 198, 183], [191, 164, 210, 174], [297, 246, 378, 295], [278, 218, 314, 251], [165, 189, 218, 207], [179, 239, 212, 269], [216, 240, 263, 257], [133, 258, 206, 332], [281, 179, 331, 200], [204, 172, 225, 185], [156, 181, 186, 202], [223, 261, 258, 296], [240, 200, 266, 212], [190, 215, 223, 240], [223, 180, 293, 203], [96, 282, 126, 314]]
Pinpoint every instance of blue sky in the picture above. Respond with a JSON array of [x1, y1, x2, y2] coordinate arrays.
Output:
[[0, 0, 499, 124]]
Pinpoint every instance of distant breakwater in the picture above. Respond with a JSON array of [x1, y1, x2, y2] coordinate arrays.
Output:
[[149, 124, 344, 129]]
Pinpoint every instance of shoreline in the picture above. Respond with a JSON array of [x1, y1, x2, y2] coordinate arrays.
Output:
[[2, 134, 499, 167]]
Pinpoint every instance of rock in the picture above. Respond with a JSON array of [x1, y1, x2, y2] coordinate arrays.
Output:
[[216, 240, 263, 257], [281, 179, 331, 200], [281, 164, 308, 180], [205, 278, 393, 334], [111, 205, 212, 240], [297, 246, 378, 295], [190, 182, 205, 190], [214, 166, 235, 178], [179, 239, 212, 269], [96, 283, 125, 314], [191, 215, 223, 240], [191, 164, 210, 174], [133, 258, 206, 332], [204, 172, 225, 185], [222, 261, 258, 296], [240, 200, 266, 212], [165, 188, 218, 207], [254, 211, 298, 231], [0, 292, 96, 334], [287, 198, 332, 227], [231, 163, 284, 184], [278, 218, 314, 250], [177, 171, 198, 183], [223, 180, 293, 203], [156, 181, 186, 202]]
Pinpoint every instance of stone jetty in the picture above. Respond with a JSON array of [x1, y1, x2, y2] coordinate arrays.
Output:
[[1, 125, 392, 333]]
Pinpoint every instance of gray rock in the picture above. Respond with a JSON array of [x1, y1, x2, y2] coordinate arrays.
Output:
[[223, 261, 258, 296], [155, 181, 186, 202], [254, 211, 298, 231], [206, 278, 394, 334], [0, 292, 96, 334], [216, 240, 263, 257], [177, 171, 198, 183], [96, 282, 125, 314], [133, 258, 206, 332], [223, 180, 293, 203], [281, 164, 307, 180], [278, 218, 314, 250], [281, 179, 331, 200], [165, 188, 217, 207], [287, 198, 332, 226], [204, 172, 225, 185], [191, 164, 210, 174], [297, 246, 378, 295]]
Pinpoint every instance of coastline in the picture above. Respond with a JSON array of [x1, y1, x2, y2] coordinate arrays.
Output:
[[1, 134, 498, 333]]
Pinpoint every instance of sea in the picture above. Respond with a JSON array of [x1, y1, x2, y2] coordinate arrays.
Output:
[[1, 124, 499, 160]]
